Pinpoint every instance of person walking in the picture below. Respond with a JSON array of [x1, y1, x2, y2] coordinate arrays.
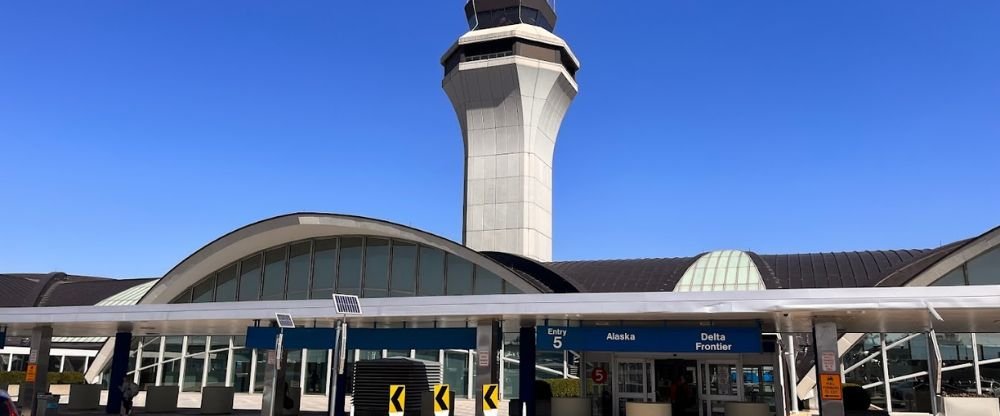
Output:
[[120, 380, 140, 416]]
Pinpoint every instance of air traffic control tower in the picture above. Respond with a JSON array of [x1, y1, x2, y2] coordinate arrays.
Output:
[[442, 0, 579, 262]]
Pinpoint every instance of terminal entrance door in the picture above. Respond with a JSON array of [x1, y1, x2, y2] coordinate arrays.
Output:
[[698, 360, 741, 416], [614, 359, 654, 416]]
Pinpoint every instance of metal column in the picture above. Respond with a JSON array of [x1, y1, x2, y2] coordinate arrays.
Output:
[[21, 326, 52, 416], [475, 321, 501, 416]]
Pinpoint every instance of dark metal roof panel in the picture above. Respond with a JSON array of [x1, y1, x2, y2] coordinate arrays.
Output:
[[38, 278, 158, 307]]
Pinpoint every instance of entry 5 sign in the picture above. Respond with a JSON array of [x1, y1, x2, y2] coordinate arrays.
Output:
[[537, 326, 762, 353]]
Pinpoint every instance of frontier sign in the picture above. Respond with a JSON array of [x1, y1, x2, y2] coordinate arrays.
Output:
[[537, 325, 761, 353]]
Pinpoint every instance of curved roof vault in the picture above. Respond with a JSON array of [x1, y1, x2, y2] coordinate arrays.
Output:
[[138, 212, 545, 305]]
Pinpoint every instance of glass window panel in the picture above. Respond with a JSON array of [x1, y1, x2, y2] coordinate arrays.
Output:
[[192, 276, 216, 303], [444, 351, 469, 396], [978, 333, 1000, 361], [239, 254, 262, 301], [446, 254, 473, 295], [162, 336, 184, 386], [206, 336, 230, 387], [938, 333, 975, 365], [171, 289, 192, 304], [232, 347, 252, 393], [843, 333, 882, 368], [418, 246, 445, 296], [261, 247, 288, 300], [305, 349, 328, 395], [358, 350, 382, 361], [184, 336, 206, 392], [338, 237, 364, 297], [980, 361, 1000, 397], [414, 350, 439, 362], [886, 333, 928, 379], [503, 281, 523, 294], [10, 355, 28, 371], [932, 267, 966, 286], [387, 350, 410, 358], [390, 241, 417, 297], [64, 356, 87, 373], [311, 238, 337, 299], [474, 266, 503, 295], [363, 238, 390, 298], [968, 247, 1000, 285], [253, 349, 267, 393], [216, 264, 238, 302], [49, 356, 61, 373], [287, 242, 312, 300], [139, 337, 161, 388], [286, 350, 303, 389]]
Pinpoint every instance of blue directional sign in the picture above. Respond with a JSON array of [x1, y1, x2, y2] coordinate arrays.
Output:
[[537, 325, 761, 353]]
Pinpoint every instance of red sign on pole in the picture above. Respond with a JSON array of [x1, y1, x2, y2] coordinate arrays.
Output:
[[591, 368, 608, 384]]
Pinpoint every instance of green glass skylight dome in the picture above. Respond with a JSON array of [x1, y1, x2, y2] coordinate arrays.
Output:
[[675, 250, 766, 292]]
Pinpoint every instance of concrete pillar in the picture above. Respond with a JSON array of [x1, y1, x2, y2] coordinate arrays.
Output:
[[519, 326, 537, 416], [20, 326, 52, 416], [812, 322, 845, 416], [475, 321, 501, 416], [105, 332, 132, 414]]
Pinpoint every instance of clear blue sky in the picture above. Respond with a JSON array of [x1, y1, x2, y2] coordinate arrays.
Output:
[[1, 1, 998, 278]]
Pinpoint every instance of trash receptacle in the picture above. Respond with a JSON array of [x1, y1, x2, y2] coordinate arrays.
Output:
[[36, 393, 60, 416]]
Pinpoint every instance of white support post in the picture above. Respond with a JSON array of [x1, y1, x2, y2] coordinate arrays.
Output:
[[156, 336, 166, 386], [179, 336, 189, 391], [326, 348, 334, 398], [60, 355, 66, 372], [84, 356, 90, 373], [786, 335, 799, 413], [202, 336, 211, 388], [300, 349, 308, 395], [467, 349, 474, 400], [134, 340, 143, 383], [881, 334, 892, 413], [973, 333, 983, 395], [249, 349, 258, 394], [226, 337, 235, 388]]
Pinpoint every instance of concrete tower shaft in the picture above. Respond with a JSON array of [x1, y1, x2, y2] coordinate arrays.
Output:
[[442, 23, 579, 262]]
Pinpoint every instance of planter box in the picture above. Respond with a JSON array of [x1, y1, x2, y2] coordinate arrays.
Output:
[[941, 396, 1000, 416], [145, 385, 180, 413], [68, 384, 102, 410], [624, 402, 671, 416], [48, 384, 71, 397], [200, 386, 235, 414], [552, 398, 591, 416], [723, 402, 768, 416]]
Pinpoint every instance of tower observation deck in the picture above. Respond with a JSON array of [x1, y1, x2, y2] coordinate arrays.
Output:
[[442, 0, 579, 262]]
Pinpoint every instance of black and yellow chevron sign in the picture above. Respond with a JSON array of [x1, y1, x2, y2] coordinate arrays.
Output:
[[389, 385, 406, 414], [433, 384, 450, 413], [482, 384, 499, 412]]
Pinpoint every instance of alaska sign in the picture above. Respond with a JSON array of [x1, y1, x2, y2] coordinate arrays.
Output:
[[537, 326, 761, 353]]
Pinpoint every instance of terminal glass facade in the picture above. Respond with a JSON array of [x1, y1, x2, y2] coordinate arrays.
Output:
[[170, 236, 522, 304], [837, 246, 1000, 412]]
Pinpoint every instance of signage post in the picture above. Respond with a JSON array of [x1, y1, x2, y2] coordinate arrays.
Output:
[[330, 294, 363, 416], [813, 321, 845, 416]]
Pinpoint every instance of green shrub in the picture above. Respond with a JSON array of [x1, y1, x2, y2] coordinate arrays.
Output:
[[0, 371, 87, 386], [546, 379, 581, 398], [56, 372, 87, 384], [0, 372, 26, 385]]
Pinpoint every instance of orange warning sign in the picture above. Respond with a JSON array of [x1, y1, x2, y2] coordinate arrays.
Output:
[[819, 374, 843, 401], [26, 364, 37, 382]]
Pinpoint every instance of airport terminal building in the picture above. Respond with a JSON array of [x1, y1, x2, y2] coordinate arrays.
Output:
[[2, 2, 1000, 416]]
